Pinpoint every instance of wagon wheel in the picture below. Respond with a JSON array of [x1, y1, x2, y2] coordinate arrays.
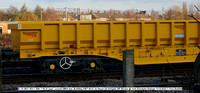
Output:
[[59, 57, 75, 70]]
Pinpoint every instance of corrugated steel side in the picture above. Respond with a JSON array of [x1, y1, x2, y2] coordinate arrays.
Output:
[[8, 21, 200, 65]]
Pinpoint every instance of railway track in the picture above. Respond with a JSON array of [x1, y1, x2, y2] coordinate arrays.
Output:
[[3, 68, 193, 84], [3, 72, 122, 84]]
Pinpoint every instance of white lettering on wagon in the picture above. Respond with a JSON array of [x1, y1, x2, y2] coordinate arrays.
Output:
[[174, 34, 185, 38]]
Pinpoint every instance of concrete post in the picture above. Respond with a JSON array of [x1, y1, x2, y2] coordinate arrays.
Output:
[[194, 53, 200, 93], [123, 49, 134, 93]]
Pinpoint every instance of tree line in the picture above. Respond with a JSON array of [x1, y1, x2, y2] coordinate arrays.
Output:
[[0, 2, 199, 21], [0, 3, 59, 21], [157, 2, 200, 20]]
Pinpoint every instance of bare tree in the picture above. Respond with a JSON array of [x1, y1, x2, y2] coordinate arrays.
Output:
[[7, 5, 18, 21], [173, 5, 182, 20], [188, 4, 195, 20], [0, 10, 5, 21], [164, 8, 172, 20], [0, 34, 11, 49], [195, 4, 200, 19], [189, 4, 194, 15], [43, 7, 59, 21], [182, 2, 188, 20], [151, 9, 156, 20], [195, 10, 200, 19]]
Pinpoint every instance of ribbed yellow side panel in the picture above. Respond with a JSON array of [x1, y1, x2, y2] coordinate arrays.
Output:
[[8, 21, 200, 65]]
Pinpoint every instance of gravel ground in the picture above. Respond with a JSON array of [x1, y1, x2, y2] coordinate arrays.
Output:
[[2, 77, 191, 93]]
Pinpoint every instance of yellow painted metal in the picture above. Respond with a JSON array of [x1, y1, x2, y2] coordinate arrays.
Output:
[[8, 20, 200, 65], [156, 22, 160, 46], [199, 23, 200, 46], [93, 23, 97, 48], [171, 22, 175, 45], [90, 62, 95, 68], [185, 22, 189, 45], [141, 22, 145, 47], [12, 31, 20, 50], [76, 23, 80, 49], [50, 64, 55, 70], [41, 24, 45, 50], [126, 22, 129, 47], [110, 22, 113, 48], [59, 23, 63, 49]]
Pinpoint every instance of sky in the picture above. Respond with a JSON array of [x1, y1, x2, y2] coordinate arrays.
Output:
[[0, 0, 199, 12]]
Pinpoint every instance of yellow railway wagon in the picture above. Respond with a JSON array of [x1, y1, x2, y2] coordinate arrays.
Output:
[[8, 21, 200, 65]]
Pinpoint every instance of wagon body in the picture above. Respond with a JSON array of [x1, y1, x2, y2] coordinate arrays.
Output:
[[8, 21, 200, 65]]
